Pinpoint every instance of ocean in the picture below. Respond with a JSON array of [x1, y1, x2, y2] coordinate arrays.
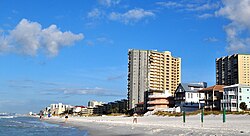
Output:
[[0, 114, 88, 136]]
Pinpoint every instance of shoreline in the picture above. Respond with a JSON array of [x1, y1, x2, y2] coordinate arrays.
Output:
[[43, 114, 250, 136]]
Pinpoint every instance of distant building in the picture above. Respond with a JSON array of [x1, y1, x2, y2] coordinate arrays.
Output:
[[175, 82, 206, 112], [216, 54, 250, 86], [87, 99, 128, 115], [73, 106, 88, 115], [128, 49, 181, 110], [50, 103, 71, 115], [198, 85, 225, 110], [221, 84, 250, 112], [88, 100, 105, 108]]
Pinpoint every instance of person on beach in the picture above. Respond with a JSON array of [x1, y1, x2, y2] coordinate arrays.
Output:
[[133, 113, 138, 123], [39, 111, 43, 120], [64, 114, 69, 122]]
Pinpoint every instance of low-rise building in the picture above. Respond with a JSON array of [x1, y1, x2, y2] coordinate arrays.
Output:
[[73, 106, 87, 115], [221, 84, 250, 111], [145, 90, 174, 112], [175, 82, 206, 112], [198, 85, 225, 110]]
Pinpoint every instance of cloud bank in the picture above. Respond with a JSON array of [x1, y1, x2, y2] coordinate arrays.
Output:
[[216, 0, 250, 53], [0, 19, 84, 56]]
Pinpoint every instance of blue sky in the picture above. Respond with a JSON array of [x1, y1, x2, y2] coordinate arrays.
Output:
[[1, 0, 250, 113]]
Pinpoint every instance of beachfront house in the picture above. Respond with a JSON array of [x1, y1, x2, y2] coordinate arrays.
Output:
[[221, 84, 250, 112], [174, 82, 206, 112], [73, 106, 88, 115], [198, 85, 225, 110]]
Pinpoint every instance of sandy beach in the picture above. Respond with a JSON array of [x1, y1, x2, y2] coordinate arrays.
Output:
[[44, 114, 250, 136]]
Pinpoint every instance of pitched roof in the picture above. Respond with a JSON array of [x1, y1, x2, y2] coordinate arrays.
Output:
[[198, 85, 225, 92], [178, 83, 204, 92]]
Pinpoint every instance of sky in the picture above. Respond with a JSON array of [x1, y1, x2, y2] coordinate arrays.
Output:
[[1, 0, 250, 113]]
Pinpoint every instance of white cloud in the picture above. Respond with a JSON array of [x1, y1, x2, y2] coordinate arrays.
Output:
[[0, 19, 84, 56], [204, 37, 219, 42], [87, 8, 103, 19], [156, 1, 182, 8], [96, 37, 114, 44], [216, 0, 250, 53], [186, 3, 220, 11], [109, 8, 155, 24], [98, 0, 120, 7], [156, 1, 220, 11], [198, 13, 214, 19], [46, 87, 124, 97]]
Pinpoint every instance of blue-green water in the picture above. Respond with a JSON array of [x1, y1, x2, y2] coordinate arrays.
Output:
[[0, 115, 88, 136]]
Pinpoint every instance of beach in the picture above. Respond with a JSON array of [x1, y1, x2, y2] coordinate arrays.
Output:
[[44, 114, 250, 136]]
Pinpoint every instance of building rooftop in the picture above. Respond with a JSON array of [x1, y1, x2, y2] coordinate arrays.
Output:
[[223, 84, 250, 88], [199, 85, 225, 92], [179, 82, 207, 92]]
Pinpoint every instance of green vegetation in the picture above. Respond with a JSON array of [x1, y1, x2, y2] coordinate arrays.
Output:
[[240, 102, 247, 111]]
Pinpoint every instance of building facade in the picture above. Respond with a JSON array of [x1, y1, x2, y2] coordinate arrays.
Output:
[[221, 84, 250, 112], [88, 100, 105, 108], [128, 49, 181, 109], [145, 90, 174, 111], [174, 82, 206, 112], [198, 85, 224, 110], [216, 54, 250, 86], [50, 103, 71, 115]]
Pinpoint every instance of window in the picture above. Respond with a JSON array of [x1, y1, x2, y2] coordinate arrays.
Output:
[[191, 93, 193, 98], [188, 93, 190, 98], [247, 97, 249, 99], [239, 96, 242, 101], [232, 103, 236, 107]]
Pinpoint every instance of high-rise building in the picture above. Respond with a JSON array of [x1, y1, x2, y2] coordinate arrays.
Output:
[[127, 49, 181, 109], [216, 54, 250, 86]]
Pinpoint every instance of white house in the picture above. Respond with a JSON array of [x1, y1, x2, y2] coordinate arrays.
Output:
[[73, 106, 88, 115], [175, 82, 206, 112], [221, 84, 250, 112]]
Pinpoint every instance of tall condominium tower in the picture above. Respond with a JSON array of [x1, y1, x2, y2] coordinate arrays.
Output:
[[127, 49, 181, 109], [216, 54, 250, 86]]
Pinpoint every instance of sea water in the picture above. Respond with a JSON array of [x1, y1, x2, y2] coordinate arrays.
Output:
[[0, 114, 88, 136]]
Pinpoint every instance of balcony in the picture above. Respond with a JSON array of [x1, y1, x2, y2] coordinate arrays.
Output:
[[230, 99, 237, 103], [148, 95, 167, 99], [147, 106, 155, 110], [147, 101, 169, 105], [221, 99, 237, 103], [227, 91, 236, 95]]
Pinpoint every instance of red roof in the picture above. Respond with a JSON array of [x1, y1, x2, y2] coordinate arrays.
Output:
[[75, 106, 86, 108], [198, 85, 225, 92]]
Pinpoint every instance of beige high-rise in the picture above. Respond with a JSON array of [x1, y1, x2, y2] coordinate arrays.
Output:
[[128, 49, 181, 109], [216, 54, 250, 86]]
